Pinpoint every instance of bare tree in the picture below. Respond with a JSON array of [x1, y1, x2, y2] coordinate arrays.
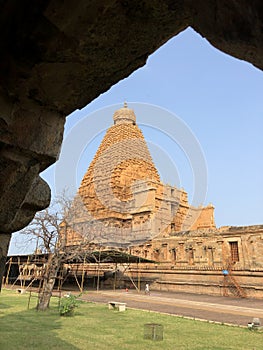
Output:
[[19, 192, 93, 311]]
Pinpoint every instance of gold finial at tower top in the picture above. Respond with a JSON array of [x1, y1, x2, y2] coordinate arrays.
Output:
[[124, 101, 128, 108]]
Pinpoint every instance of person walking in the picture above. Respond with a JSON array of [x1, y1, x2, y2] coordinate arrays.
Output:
[[145, 283, 150, 295]]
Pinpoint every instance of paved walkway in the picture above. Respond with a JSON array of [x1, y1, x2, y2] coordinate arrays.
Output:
[[79, 289, 263, 326]]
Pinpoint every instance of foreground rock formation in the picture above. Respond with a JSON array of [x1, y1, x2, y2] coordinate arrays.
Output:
[[0, 1, 262, 287]]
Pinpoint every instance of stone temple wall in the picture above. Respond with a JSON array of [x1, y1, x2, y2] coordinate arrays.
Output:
[[59, 224, 263, 298], [130, 225, 263, 271]]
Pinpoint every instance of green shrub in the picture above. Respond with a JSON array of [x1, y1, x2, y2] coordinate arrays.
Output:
[[59, 294, 79, 316]]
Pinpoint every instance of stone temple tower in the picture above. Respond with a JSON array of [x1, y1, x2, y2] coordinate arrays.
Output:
[[69, 104, 216, 247]]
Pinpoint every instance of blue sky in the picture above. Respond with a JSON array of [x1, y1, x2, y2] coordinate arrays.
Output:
[[9, 27, 263, 254]]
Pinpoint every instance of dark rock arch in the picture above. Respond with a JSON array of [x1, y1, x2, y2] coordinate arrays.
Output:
[[0, 0, 262, 286]]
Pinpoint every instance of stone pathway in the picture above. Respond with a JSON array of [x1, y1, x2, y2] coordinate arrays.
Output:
[[79, 289, 263, 327]]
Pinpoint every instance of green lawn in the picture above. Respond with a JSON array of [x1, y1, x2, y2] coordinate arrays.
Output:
[[0, 289, 262, 350]]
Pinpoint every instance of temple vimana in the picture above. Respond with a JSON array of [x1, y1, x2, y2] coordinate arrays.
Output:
[[59, 103, 263, 298], [68, 103, 215, 247], [6, 104, 263, 298]]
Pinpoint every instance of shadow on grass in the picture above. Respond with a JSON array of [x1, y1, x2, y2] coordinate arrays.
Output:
[[0, 301, 11, 309], [0, 300, 78, 350]]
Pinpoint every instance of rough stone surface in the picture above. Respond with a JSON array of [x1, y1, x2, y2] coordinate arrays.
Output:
[[0, 1, 262, 285], [0, 233, 11, 289]]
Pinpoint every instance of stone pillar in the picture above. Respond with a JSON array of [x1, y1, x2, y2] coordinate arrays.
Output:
[[178, 242, 185, 263], [0, 233, 11, 289]]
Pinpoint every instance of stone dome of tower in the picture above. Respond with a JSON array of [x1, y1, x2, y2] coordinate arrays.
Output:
[[113, 102, 136, 125]]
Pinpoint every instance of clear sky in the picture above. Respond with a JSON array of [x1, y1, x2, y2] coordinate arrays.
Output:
[[9, 27, 263, 254]]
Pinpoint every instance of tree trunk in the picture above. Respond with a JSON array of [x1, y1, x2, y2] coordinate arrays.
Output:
[[36, 254, 61, 311]]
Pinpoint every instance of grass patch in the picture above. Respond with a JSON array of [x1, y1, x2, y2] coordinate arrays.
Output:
[[0, 289, 262, 350]]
